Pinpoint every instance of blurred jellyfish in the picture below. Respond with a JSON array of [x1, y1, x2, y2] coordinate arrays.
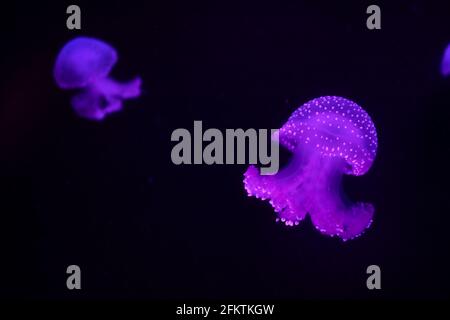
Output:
[[441, 43, 450, 77], [54, 37, 141, 121], [244, 96, 378, 241]]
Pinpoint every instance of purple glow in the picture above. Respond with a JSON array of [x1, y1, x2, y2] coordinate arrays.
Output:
[[54, 37, 141, 121], [244, 96, 378, 241], [441, 43, 450, 76]]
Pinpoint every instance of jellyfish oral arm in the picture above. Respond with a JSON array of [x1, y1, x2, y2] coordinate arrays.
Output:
[[244, 147, 374, 240], [91, 76, 142, 100], [69, 76, 142, 121]]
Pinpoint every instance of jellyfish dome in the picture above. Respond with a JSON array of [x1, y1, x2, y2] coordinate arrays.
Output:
[[54, 37, 141, 121], [244, 96, 378, 241]]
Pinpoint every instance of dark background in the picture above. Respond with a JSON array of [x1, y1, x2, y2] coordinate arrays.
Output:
[[0, 1, 449, 300]]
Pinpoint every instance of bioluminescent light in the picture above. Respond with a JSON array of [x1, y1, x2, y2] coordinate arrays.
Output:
[[244, 96, 378, 241], [54, 37, 141, 121], [441, 43, 450, 77]]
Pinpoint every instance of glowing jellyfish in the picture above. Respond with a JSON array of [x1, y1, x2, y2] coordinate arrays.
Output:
[[441, 43, 450, 77], [54, 37, 141, 121], [244, 96, 378, 241]]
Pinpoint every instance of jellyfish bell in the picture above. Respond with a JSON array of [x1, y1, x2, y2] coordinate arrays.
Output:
[[280, 96, 377, 175], [244, 96, 378, 241], [54, 37, 118, 89], [53, 37, 141, 121]]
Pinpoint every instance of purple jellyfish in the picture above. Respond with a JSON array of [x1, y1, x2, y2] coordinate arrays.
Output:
[[244, 96, 378, 241], [54, 37, 141, 121], [441, 43, 450, 77]]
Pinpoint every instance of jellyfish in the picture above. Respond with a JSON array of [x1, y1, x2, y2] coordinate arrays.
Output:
[[244, 96, 378, 241], [53, 37, 141, 121], [441, 43, 450, 77]]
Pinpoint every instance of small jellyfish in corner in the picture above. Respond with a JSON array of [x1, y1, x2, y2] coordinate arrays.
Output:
[[53, 37, 142, 121], [441, 43, 450, 77], [244, 96, 378, 241]]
